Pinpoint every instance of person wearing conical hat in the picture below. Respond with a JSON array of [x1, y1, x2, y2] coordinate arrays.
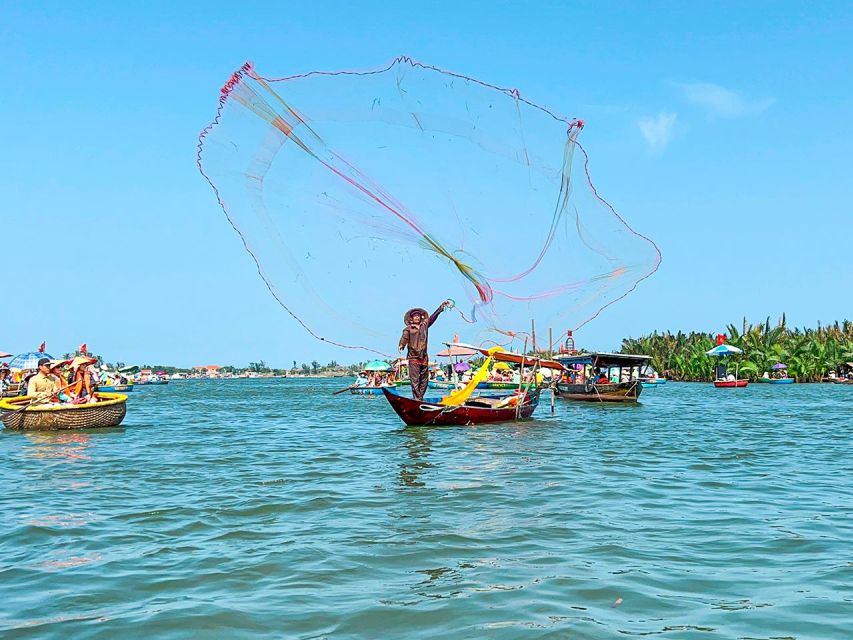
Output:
[[0, 362, 13, 397], [399, 300, 452, 401], [69, 355, 98, 402]]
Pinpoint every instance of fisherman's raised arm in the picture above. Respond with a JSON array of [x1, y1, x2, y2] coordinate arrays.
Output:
[[427, 300, 451, 328]]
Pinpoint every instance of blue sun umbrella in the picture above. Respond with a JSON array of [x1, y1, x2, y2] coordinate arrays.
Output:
[[363, 360, 392, 372], [772, 363, 787, 370], [8, 351, 55, 370]]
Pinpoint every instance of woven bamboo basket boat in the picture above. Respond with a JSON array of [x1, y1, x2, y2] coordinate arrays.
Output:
[[0, 392, 128, 431]]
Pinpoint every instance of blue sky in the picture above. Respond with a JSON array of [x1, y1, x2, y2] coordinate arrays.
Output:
[[2, 2, 851, 367]]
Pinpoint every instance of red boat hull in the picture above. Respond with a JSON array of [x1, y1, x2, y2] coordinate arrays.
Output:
[[381, 387, 540, 426], [713, 379, 749, 388]]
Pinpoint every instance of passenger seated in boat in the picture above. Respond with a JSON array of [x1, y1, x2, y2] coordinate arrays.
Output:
[[27, 358, 60, 405], [0, 364, 11, 396], [47, 360, 75, 402], [69, 356, 99, 403], [592, 368, 609, 384], [726, 373, 736, 381], [762, 371, 769, 379]]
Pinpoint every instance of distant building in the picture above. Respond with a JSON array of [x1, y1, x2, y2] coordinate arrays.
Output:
[[193, 365, 222, 378]]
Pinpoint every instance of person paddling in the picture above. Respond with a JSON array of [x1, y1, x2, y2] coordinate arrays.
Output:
[[399, 301, 451, 401]]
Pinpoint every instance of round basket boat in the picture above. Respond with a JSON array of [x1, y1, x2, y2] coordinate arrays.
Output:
[[0, 392, 128, 431]]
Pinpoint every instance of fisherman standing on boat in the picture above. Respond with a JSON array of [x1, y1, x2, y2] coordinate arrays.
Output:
[[399, 301, 451, 401], [26, 358, 60, 404]]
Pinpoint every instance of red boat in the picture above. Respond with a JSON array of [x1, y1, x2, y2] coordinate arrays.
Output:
[[381, 387, 540, 426], [713, 379, 749, 388]]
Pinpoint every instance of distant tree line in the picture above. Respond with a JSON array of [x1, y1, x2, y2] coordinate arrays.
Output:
[[621, 316, 853, 382]]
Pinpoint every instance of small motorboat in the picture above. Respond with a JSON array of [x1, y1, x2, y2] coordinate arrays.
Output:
[[0, 392, 128, 431], [640, 377, 666, 386], [350, 385, 392, 395], [553, 352, 650, 402], [713, 379, 749, 388], [95, 383, 135, 392], [558, 380, 643, 401], [427, 380, 456, 390], [382, 386, 539, 426]]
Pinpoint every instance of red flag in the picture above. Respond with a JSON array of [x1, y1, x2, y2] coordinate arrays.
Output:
[[715, 333, 727, 346], [79, 343, 88, 354], [38, 342, 46, 353]]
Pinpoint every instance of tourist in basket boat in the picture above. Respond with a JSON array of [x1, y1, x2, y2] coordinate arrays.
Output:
[[46, 359, 74, 402], [69, 356, 99, 403], [398, 301, 452, 401], [26, 358, 60, 404]]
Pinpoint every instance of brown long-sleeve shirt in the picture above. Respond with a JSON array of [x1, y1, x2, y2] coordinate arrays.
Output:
[[399, 305, 444, 361]]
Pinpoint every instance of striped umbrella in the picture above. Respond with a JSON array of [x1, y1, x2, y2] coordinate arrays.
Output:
[[8, 351, 55, 370], [705, 344, 742, 357]]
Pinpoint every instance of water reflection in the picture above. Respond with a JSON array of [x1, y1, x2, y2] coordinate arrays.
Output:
[[397, 426, 434, 488], [23, 432, 94, 462], [412, 566, 464, 600]]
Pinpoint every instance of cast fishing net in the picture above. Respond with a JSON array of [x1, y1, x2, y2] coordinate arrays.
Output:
[[198, 57, 660, 356]]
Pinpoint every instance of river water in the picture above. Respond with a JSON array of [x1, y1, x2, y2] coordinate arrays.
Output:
[[1, 379, 850, 638]]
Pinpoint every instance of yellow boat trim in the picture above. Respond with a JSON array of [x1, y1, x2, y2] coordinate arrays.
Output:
[[0, 392, 128, 412]]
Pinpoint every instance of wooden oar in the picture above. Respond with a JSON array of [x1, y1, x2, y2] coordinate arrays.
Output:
[[332, 384, 358, 396], [10, 380, 80, 414]]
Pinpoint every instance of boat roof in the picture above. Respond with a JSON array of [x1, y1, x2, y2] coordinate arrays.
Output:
[[454, 343, 567, 370], [553, 352, 652, 366]]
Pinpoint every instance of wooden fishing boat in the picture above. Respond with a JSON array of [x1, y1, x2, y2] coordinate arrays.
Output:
[[558, 380, 642, 402], [553, 352, 649, 403], [713, 379, 749, 388], [381, 387, 540, 426], [769, 378, 794, 384], [0, 392, 128, 431], [95, 383, 134, 392]]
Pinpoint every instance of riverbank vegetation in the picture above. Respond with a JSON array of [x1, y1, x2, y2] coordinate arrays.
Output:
[[621, 317, 853, 382]]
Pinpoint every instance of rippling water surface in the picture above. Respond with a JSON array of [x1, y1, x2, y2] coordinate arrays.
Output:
[[1, 379, 851, 638]]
